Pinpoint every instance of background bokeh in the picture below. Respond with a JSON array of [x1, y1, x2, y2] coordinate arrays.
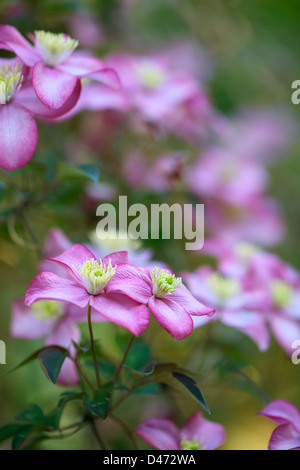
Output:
[[0, 0, 300, 450]]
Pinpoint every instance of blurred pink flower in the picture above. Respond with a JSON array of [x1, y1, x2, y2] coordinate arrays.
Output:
[[259, 400, 300, 450], [184, 266, 270, 351], [25, 245, 150, 336], [134, 412, 226, 450]]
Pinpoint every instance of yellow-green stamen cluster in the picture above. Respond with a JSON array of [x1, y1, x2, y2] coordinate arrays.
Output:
[[207, 273, 240, 301], [180, 436, 204, 450], [151, 267, 182, 298], [136, 61, 166, 89], [35, 30, 78, 66], [31, 300, 63, 320], [271, 280, 292, 308], [79, 258, 116, 295], [0, 63, 23, 104]]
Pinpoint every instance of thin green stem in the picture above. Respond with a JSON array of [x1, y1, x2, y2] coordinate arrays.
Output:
[[73, 357, 96, 393], [87, 304, 101, 389], [112, 333, 135, 385]]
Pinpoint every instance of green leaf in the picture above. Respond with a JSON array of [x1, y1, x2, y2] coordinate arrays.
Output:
[[46, 391, 83, 429], [83, 390, 110, 420], [57, 162, 100, 182], [172, 372, 210, 414], [15, 404, 45, 424], [39, 347, 69, 384], [8, 346, 69, 383], [0, 424, 23, 443], [11, 424, 35, 450]]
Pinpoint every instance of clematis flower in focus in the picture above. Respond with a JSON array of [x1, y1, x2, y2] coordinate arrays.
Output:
[[0, 57, 81, 170], [25, 245, 150, 336], [0, 25, 119, 110], [134, 412, 226, 450], [11, 298, 87, 386], [259, 400, 300, 450], [106, 264, 214, 340]]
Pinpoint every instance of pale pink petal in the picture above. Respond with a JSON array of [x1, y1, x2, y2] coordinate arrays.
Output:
[[90, 293, 150, 336], [181, 412, 226, 450], [11, 298, 56, 339], [0, 103, 38, 170], [47, 244, 96, 284], [259, 400, 300, 432], [25, 272, 90, 308], [221, 310, 270, 351], [66, 303, 107, 323], [102, 251, 129, 266], [58, 54, 120, 88], [15, 80, 82, 119], [134, 418, 180, 450], [169, 284, 215, 317], [0, 25, 40, 66], [55, 358, 79, 386], [105, 264, 152, 303], [270, 316, 300, 355], [32, 62, 78, 109], [148, 296, 194, 340], [268, 424, 300, 450]]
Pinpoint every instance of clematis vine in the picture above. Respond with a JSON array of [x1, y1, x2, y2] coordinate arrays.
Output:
[[25, 244, 150, 336], [106, 264, 214, 339], [259, 400, 300, 450], [134, 412, 226, 450]]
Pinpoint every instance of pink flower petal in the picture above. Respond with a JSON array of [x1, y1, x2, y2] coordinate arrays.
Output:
[[0, 25, 40, 66], [180, 412, 226, 450], [268, 424, 300, 450], [0, 103, 38, 170], [25, 271, 90, 308], [221, 310, 270, 351], [32, 62, 78, 109], [90, 293, 150, 336], [15, 80, 82, 119], [47, 244, 96, 284], [259, 400, 300, 432], [58, 54, 120, 88], [105, 264, 152, 303], [270, 316, 300, 356], [11, 298, 56, 339], [102, 251, 129, 266], [148, 296, 194, 340], [134, 418, 180, 450], [169, 284, 215, 317]]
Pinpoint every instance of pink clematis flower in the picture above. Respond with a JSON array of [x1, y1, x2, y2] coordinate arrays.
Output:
[[134, 412, 226, 450], [0, 25, 119, 110], [184, 266, 270, 351], [106, 264, 214, 340], [259, 400, 300, 450], [25, 245, 150, 336], [11, 298, 87, 386], [0, 57, 81, 170]]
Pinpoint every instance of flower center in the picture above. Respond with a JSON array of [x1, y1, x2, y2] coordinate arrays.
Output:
[[79, 258, 116, 295], [35, 30, 78, 66], [136, 61, 167, 89], [207, 273, 240, 300], [271, 280, 292, 308], [180, 436, 205, 450], [0, 63, 23, 104], [31, 300, 63, 320], [151, 267, 182, 298], [235, 242, 259, 262]]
